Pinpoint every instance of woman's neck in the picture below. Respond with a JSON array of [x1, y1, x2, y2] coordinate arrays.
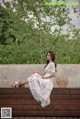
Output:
[[49, 60, 52, 63]]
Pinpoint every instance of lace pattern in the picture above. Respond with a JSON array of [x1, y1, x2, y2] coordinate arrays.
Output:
[[28, 62, 55, 107]]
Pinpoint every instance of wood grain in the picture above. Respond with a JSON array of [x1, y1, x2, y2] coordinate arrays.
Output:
[[0, 88, 80, 117]]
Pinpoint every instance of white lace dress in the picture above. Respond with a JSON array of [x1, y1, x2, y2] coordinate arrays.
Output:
[[27, 62, 55, 107]]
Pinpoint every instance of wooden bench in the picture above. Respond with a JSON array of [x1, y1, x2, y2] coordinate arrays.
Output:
[[0, 88, 80, 117]]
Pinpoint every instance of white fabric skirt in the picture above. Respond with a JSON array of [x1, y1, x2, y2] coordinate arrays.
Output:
[[27, 72, 54, 107]]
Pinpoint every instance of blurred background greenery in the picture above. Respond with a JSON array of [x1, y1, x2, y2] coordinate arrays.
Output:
[[0, 0, 80, 64]]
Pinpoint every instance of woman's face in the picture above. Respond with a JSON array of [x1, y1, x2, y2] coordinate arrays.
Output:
[[46, 53, 52, 60]]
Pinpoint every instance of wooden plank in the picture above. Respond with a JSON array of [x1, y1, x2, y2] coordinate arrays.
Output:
[[0, 104, 80, 111], [0, 88, 80, 117], [62, 118, 68, 119], [14, 117, 19, 119], [0, 88, 80, 95], [35, 117, 41, 119], [0, 99, 80, 105], [16, 117, 23, 119], [39, 117, 47, 119], [52, 117, 57, 119], [51, 100, 80, 104], [11, 110, 57, 116], [0, 99, 39, 105], [0, 94, 80, 100], [24, 117, 30, 119], [0, 117, 78, 119], [46, 117, 52, 119], [11, 110, 80, 116], [56, 118, 62, 119], [67, 118, 74, 119], [73, 117, 79, 119], [51, 95, 80, 100]]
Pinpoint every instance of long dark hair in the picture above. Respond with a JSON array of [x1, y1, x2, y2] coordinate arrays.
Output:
[[44, 51, 57, 72]]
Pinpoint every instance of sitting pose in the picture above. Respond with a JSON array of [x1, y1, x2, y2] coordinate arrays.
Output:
[[10, 51, 57, 107]]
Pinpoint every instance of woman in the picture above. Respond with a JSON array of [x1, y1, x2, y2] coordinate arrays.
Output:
[[10, 51, 57, 107]]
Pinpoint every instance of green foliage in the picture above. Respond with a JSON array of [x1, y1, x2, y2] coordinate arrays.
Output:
[[0, 0, 80, 64]]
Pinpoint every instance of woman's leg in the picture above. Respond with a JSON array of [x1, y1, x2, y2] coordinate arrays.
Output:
[[20, 73, 37, 86], [19, 79, 29, 85], [10, 79, 29, 88]]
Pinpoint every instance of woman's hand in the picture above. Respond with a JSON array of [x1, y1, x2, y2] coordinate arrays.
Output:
[[41, 76, 46, 79], [33, 71, 37, 74]]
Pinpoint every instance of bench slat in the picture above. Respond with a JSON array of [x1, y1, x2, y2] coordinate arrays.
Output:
[[0, 88, 80, 117], [0, 88, 80, 94], [0, 104, 80, 110], [12, 110, 80, 116], [0, 94, 80, 100], [0, 99, 80, 105]]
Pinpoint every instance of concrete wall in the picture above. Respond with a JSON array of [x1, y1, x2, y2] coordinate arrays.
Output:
[[0, 64, 80, 87]]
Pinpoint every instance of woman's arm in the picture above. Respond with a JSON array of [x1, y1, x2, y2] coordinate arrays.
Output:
[[42, 72, 56, 79], [33, 71, 46, 76], [37, 72, 46, 76]]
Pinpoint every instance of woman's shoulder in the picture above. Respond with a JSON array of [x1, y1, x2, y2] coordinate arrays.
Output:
[[45, 62, 55, 68], [49, 61, 55, 65], [48, 61, 55, 67]]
